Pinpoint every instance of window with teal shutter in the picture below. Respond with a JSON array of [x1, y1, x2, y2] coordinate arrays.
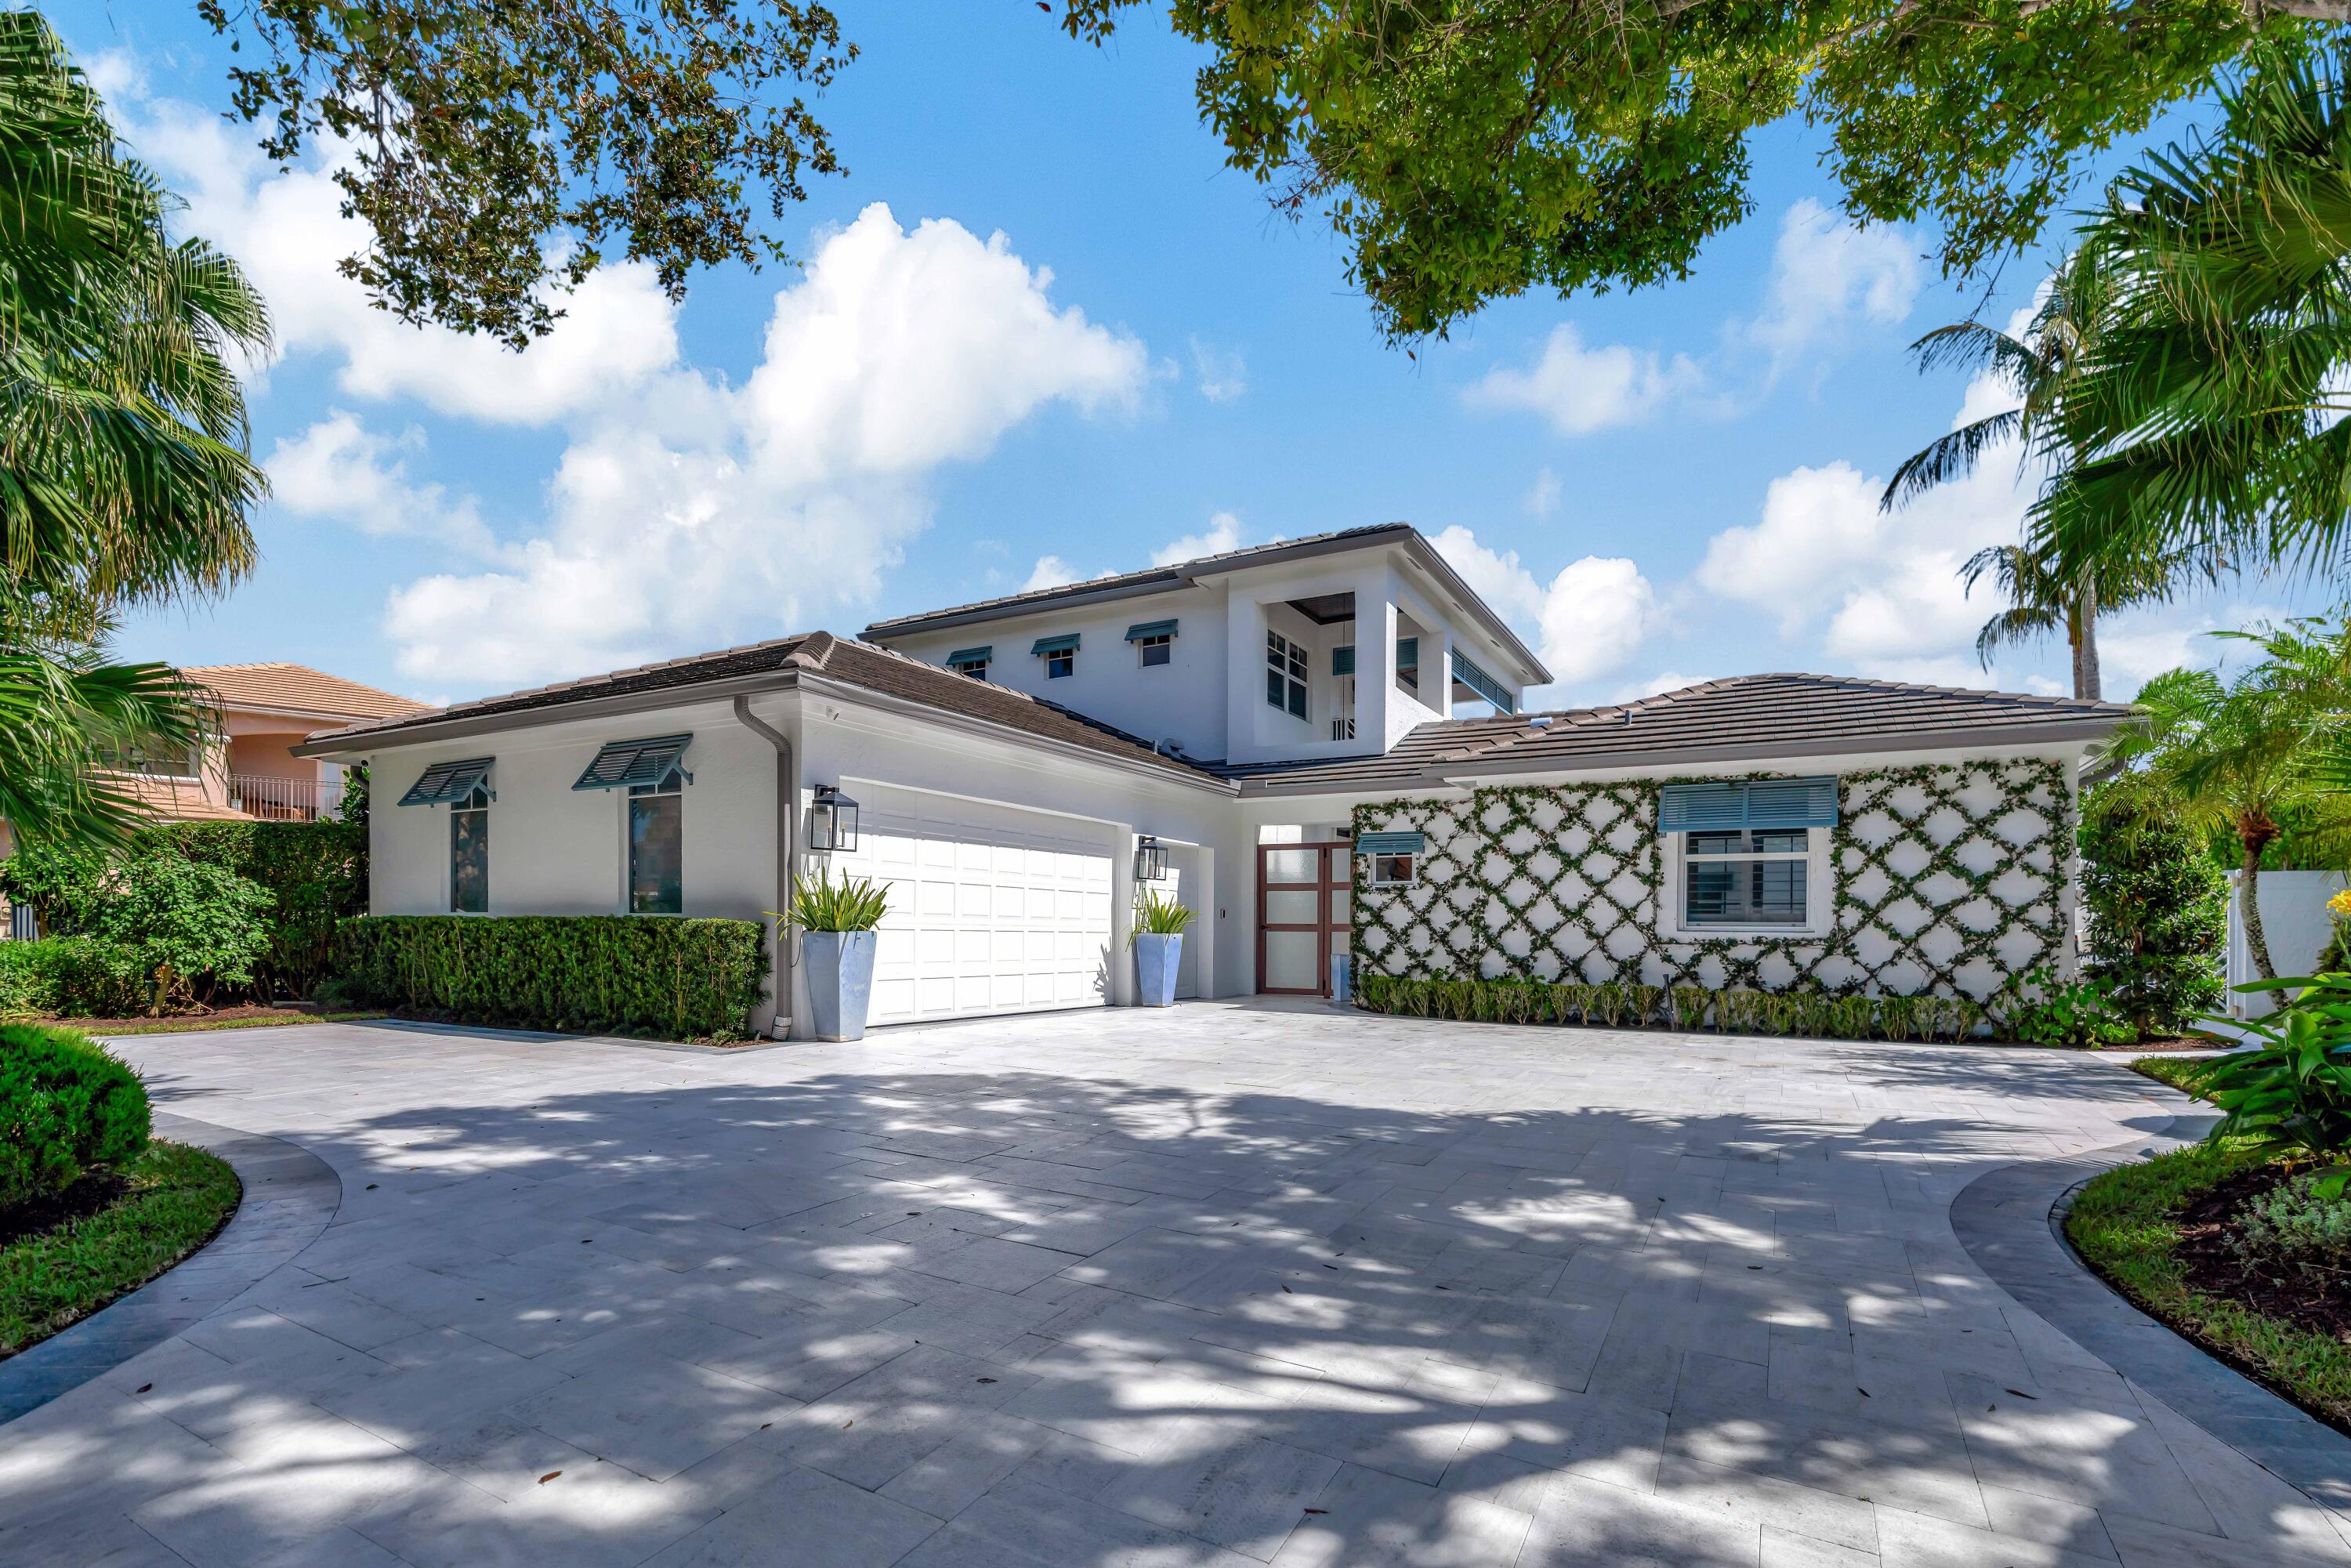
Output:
[[1657, 777, 1837, 833]]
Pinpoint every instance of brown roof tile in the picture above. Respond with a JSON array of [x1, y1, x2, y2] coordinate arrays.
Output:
[[186, 663, 428, 721]]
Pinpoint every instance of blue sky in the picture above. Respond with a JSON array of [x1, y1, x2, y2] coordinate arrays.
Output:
[[64, 2, 2319, 708]]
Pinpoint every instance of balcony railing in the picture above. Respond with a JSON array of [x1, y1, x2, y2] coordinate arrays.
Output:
[[229, 774, 346, 823]]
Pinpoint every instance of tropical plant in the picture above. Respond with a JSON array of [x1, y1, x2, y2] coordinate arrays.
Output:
[[2231, 1171, 2351, 1273], [2201, 974, 2351, 1190], [2024, 45, 2351, 585], [1882, 265, 2197, 701], [2080, 779, 2230, 1034], [781, 871, 889, 932], [1998, 965, 2139, 1048], [0, 16, 270, 848], [2106, 620, 2351, 980], [1129, 891, 1194, 943]]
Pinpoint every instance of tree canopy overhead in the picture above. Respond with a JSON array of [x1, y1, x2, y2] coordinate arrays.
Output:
[[1064, 0, 2341, 340], [195, 0, 854, 347]]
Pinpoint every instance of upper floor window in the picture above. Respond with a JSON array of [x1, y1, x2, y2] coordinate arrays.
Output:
[[946, 646, 991, 681], [1125, 619, 1177, 668], [95, 741, 201, 779], [1395, 636, 1419, 695], [1032, 633, 1078, 679], [1266, 632, 1308, 719], [450, 782, 490, 913]]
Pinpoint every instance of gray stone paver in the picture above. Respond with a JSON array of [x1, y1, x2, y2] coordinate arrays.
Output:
[[2, 1001, 2346, 1567]]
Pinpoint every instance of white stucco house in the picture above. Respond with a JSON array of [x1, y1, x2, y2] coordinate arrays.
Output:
[[296, 523, 2138, 1037]]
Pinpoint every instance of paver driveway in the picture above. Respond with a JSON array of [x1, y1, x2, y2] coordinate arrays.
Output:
[[2, 1002, 2344, 1568]]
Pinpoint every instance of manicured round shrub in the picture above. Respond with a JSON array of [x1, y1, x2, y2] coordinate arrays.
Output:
[[0, 1024, 151, 1211]]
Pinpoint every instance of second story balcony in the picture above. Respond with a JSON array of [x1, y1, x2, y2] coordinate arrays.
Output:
[[228, 773, 347, 823]]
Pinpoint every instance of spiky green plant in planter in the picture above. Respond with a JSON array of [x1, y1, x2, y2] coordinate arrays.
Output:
[[781, 872, 889, 932], [1128, 891, 1195, 943]]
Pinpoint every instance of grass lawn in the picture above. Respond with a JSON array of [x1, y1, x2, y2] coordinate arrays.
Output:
[[2132, 1052, 2232, 1101], [2067, 1056, 2351, 1430], [0, 1141, 241, 1358]]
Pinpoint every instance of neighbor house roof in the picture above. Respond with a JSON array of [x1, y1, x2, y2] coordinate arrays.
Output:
[[1223, 673, 2137, 795], [859, 523, 1552, 684], [186, 663, 429, 722], [292, 632, 1232, 789]]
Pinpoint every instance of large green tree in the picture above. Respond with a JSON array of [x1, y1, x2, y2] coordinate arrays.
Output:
[[1880, 266, 2194, 701], [0, 14, 271, 847], [196, 0, 852, 346], [2109, 619, 2351, 980], [1061, 0, 2339, 341]]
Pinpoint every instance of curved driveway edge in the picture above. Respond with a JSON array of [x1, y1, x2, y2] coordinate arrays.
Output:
[[0, 1110, 339, 1425], [1951, 1113, 2351, 1513]]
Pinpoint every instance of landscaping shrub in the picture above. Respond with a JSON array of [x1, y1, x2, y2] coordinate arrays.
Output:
[[2080, 781, 2229, 1035], [1353, 975, 1986, 1041], [2231, 1173, 2351, 1273], [2201, 973, 2351, 1179], [333, 914, 769, 1040], [1998, 965, 2139, 1048], [0, 937, 159, 1019], [0, 820, 367, 1001], [0, 1024, 150, 1211]]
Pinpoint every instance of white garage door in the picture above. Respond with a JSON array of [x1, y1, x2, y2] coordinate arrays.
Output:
[[833, 782, 1115, 1025]]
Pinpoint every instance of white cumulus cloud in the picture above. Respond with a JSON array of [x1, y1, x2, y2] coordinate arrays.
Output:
[[1189, 339, 1248, 404], [1152, 512, 1248, 567], [1430, 526, 1659, 696], [1462, 324, 1702, 436], [1748, 199, 1921, 371], [266, 413, 500, 558]]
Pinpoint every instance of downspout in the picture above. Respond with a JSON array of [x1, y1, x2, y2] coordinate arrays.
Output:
[[734, 697, 795, 1039]]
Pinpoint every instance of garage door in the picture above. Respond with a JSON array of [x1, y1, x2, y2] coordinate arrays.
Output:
[[831, 781, 1115, 1025]]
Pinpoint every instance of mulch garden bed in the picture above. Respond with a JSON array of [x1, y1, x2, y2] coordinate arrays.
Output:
[[0, 1169, 130, 1251], [41, 1003, 323, 1031], [2172, 1164, 2351, 1347]]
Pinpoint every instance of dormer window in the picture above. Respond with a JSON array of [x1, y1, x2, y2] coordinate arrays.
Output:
[[1266, 632, 1308, 719], [1032, 633, 1079, 679]]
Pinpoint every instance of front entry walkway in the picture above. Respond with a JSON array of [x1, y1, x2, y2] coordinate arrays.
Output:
[[3, 1005, 2343, 1567]]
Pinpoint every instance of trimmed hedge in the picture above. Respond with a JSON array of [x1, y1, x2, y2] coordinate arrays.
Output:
[[0, 1024, 151, 1210], [332, 915, 769, 1041], [1354, 973, 1987, 1041], [0, 937, 160, 1020]]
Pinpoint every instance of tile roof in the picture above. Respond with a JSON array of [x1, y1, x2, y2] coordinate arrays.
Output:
[[298, 632, 1230, 788], [1223, 673, 2136, 793], [861, 523, 1415, 637], [185, 663, 428, 721]]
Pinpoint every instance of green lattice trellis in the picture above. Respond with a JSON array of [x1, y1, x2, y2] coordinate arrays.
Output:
[[1352, 760, 2074, 1002]]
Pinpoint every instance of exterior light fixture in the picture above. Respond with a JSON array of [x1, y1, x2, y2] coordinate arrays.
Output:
[[810, 784, 860, 853], [1133, 835, 1168, 882]]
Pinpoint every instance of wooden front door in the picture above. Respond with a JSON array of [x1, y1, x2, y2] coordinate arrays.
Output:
[[1256, 842, 1352, 995]]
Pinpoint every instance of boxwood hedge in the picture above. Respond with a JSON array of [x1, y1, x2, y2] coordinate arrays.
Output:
[[332, 915, 769, 1041], [0, 1024, 151, 1211]]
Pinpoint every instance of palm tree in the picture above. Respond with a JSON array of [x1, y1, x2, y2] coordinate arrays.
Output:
[[2027, 43, 2351, 585], [0, 15, 270, 846], [2108, 619, 2351, 980], [1885, 259, 2185, 699]]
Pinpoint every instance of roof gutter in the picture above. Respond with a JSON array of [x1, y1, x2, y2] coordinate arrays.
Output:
[[791, 672, 1240, 798], [290, 668, 806, 758], [732, 697, 795, 1041], [1233, 719, 2130, 796]]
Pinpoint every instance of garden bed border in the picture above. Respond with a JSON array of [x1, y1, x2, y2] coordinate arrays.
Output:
[[1950, 1110, 2351, 1512], [0, 1112, 335, 1425]]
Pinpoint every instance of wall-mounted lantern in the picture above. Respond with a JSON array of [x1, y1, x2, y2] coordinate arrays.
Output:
[[1133, 835, 1168, 882], [810, 784, 860, 853]]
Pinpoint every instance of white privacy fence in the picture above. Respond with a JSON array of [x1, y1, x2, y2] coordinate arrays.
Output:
[[2224, 868, 2349, 1018]]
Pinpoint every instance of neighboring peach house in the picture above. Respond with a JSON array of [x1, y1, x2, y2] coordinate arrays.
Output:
[[111, 663, 429, 825]]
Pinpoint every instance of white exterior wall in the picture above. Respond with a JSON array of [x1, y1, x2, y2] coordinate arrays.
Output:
[[366, 698, 781, 926], [888, 585, 1228, 762]]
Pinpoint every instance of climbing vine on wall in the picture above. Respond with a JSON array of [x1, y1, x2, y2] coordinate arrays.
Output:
[[1351, 760, 2073, 1002]]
